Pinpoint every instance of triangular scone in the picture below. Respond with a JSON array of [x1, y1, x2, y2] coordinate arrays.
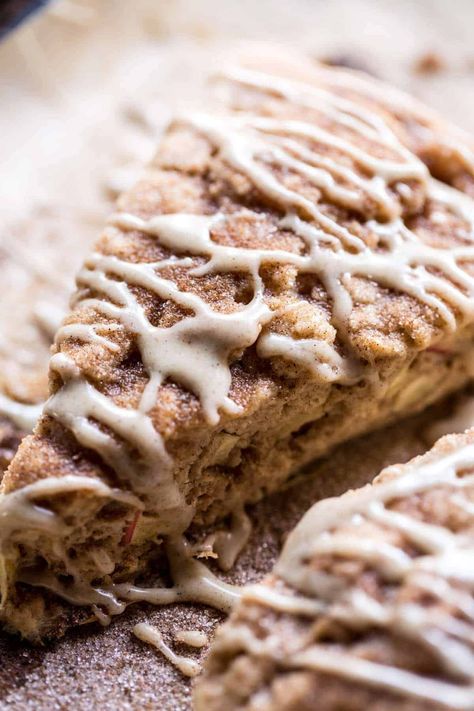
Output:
[[195, 429, 474, 711], [2, 50, 474, 640]]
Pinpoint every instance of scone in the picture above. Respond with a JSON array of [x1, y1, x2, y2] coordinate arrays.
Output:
[[195, 429, 474, 711], [2, 49, 474, 640]]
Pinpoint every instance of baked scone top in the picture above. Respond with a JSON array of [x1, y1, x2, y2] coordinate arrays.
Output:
[[4, 50, 474, 525]]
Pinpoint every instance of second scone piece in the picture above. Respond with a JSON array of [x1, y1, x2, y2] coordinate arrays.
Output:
[[195, 429, 474, 711]]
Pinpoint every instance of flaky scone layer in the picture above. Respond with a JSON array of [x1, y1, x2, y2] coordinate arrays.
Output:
[[2, 49, 474, 639], [195, 430, 474, 711]]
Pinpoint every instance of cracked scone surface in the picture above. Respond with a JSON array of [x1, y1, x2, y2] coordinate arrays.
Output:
[[194, 429, 474, 711], [2, 49, 474, 640]]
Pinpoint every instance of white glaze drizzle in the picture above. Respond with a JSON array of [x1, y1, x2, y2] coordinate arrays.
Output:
[[314, 60, 474, 177], [174, 629, 208, 648], [288, 648, 474, 709], [220, 64, 428, 217], [133, 622, 201, 678], [231, 48, 474, 175], [227, 440, 474, 706], [44, 352, 182, 514], [110, 536, 240, 615], [205, 507, 252, 572]]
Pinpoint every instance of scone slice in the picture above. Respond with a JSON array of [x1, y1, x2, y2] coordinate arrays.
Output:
[[195, 429, 474, 711], [2, 51, 474, 640]]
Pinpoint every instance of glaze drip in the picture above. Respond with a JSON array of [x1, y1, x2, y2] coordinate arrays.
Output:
[[174, 629, 208, 647], [134, 622, 202, 677]]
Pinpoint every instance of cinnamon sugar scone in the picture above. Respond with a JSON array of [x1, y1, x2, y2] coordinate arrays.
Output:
[[2, 50, 474, 640], [195, 429, 474, 711]]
